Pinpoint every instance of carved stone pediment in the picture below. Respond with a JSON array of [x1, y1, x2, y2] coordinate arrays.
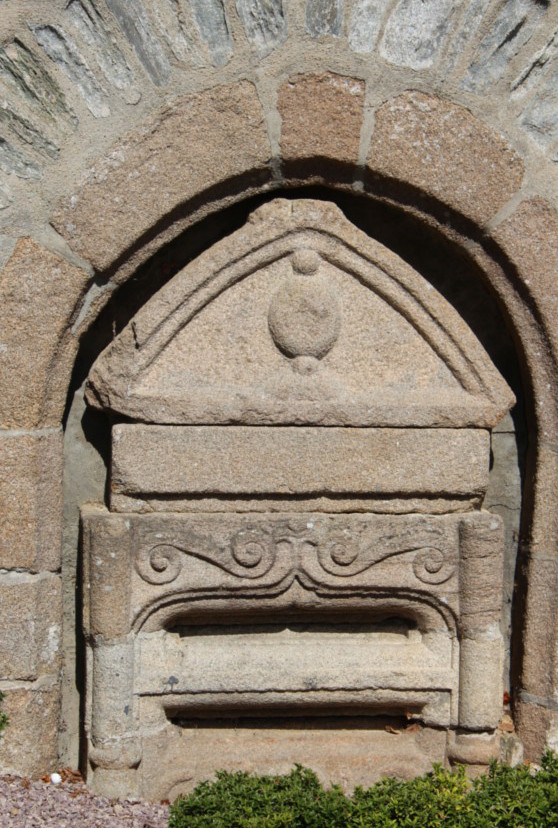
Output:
[[86, 199, 514, 428]]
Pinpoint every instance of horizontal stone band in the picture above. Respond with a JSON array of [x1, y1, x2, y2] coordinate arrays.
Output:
[[111, 425, 489, 499]]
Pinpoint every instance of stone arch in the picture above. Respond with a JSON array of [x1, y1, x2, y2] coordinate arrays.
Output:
[[53, 146, 556, 768], [1, 0, 558, 780]]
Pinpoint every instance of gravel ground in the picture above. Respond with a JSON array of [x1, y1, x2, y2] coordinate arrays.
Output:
[[0, 770, 169, 828]]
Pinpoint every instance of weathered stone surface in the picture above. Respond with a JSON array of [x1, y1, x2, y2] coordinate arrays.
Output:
[[111, 424, 490, 504], [149, 0, 202, 66], [0, 573, 61, 680], [458, 630, 503, 729], [52, 81, 271, 270], [138, 717, 448, 800], [30, 24, 111, 118], [90, 639, 135, 745], [86, 200, 514, 430], [459, 514, 504, 625], [82, 506, 505, 796], [0, 236, 15, 270], [306, 0, 343, 37], [458, 515, 504, 731], [0, 179, 12, 209], [367, 92, 524, 226], [0, 103, 59, 159], [67, 0, 141, 104], [137, 626, 452, 701], [0, 137, 40, 179], [188, 0, 232, 66], [0, 431, 63, 572], [236, 0, 287, 54], [547, 715, 558, 756], [278, 73, 364, 168], [442, 0, 490, 75], [0, 238, 88, 428], [491, 198, 558, 358], [485, 424, 522, 686], [512, 26, 558, 93], [515, 697, 553, 762], [499, 731, 524, 767], [105, 0, 171, 86], [0, 679, 59, 775], [82, 508, 131, 639], [0, 39, 77, 130], [60, 384, 109, 768], [380, 0, 456, 70], [447, 731, 500, 768], [512, 28, 558, 146], [82, 507, 464, 633], [463, 0, 548, 93], [513, 448, 558, 744], [521, 547, 558, 638], [348, 0, 389, 53], [521, 75, 558, 147]]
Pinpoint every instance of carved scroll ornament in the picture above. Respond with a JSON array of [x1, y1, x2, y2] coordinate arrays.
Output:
[[134, 525, 456, 588]]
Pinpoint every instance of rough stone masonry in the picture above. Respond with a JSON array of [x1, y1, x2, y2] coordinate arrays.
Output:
[[1, 0, 558, 801]]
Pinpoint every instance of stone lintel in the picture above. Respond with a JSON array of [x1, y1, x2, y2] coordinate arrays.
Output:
[[110, 425, 490, 507]]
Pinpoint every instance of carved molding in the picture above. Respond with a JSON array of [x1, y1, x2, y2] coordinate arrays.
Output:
[[85, 199, 514, 428], [133, 523, 456, 588], [134, 527, 277, 584]]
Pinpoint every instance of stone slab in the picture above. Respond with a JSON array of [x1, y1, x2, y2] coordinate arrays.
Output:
[[278, 73, 364, 170], [82, 506, 504, 797], [86, 199, 514, 430], [136, 625, 453, 698], [0, 573, 61, 680], [82, 507, 463, 638], [110, 425, 490, 505], [135, 710, 448, 801], [52, 81, 272, 271], [380, 0, 456, 70], [0, 238, 88, 428], [0, 679, 59, 776], [158, 690, 450, 725], [366, 92, 524, 226], [110, 493, 490, 515], [0, 431, 63, 571]]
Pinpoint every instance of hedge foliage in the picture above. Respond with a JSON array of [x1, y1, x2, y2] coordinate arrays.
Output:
[[169, 751, 558, 828]]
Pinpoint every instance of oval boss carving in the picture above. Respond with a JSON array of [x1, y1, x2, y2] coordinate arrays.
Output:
[[267, 248, 342, 373]]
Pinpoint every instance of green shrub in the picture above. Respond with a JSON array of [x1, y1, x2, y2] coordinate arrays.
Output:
[[0, 690, 8, 734], [169, 752, 558, 828], [465, 750, 558, 827]]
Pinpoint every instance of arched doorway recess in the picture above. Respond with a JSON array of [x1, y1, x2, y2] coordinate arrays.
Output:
[[62, 182, 534, 799], [2, 66, 558, 792]]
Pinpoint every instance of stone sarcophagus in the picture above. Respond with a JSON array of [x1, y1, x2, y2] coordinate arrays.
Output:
[[82, 199, 515, 799]]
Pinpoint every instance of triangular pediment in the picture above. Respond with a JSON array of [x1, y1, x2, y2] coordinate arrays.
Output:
[[86, 199, 514, 428]]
